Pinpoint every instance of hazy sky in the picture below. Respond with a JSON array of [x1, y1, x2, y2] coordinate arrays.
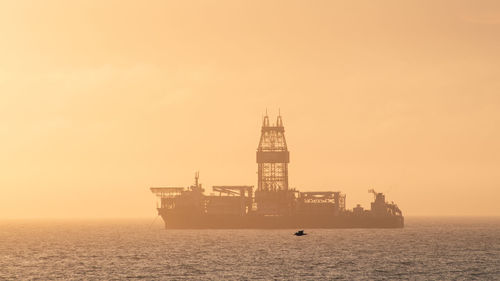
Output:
[[1, 0, 499, 218]]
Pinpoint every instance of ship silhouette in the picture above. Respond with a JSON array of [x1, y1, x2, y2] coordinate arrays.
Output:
[[150, 114, 404, 229]]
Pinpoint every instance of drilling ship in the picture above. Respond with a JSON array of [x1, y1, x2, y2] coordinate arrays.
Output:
[[150, 114, 404, 229]]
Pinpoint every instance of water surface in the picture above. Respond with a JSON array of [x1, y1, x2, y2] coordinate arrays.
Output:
[[1, 217, 499, 280]]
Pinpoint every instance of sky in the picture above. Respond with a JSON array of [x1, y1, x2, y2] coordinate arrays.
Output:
[[0, 0, 499, 218]]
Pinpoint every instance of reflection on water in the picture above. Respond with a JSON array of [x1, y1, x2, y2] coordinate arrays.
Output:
[[1, 217, 499, 280]]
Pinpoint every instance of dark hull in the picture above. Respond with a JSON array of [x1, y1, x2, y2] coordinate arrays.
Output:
[[158, 210, 404, 229]]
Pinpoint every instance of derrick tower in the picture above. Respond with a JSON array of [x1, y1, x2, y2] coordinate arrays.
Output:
[[257, 113, 289, 191], [255, 112, 294, 215]]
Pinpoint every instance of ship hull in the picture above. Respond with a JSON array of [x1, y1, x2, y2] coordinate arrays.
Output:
[[158, 210, 404, 229]]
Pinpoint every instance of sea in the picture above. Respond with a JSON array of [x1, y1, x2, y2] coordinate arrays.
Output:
[[0, 217, 499, 280]]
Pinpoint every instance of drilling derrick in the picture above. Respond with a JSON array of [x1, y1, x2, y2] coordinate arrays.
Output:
[[257, 114, 289, 191], [255, 113, 295, 215]]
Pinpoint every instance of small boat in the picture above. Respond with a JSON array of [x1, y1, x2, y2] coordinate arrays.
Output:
[[294, 230, 307, 236]]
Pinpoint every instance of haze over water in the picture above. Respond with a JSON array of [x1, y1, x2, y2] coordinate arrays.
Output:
[[1, 0, 500, 219], [1, 217, 499, 280]]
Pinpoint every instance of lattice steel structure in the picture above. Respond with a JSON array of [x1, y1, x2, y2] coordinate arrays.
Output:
[[256, 113, 289, 191]]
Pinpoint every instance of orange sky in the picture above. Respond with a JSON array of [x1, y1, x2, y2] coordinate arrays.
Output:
[[1, 0, 499, 218]]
